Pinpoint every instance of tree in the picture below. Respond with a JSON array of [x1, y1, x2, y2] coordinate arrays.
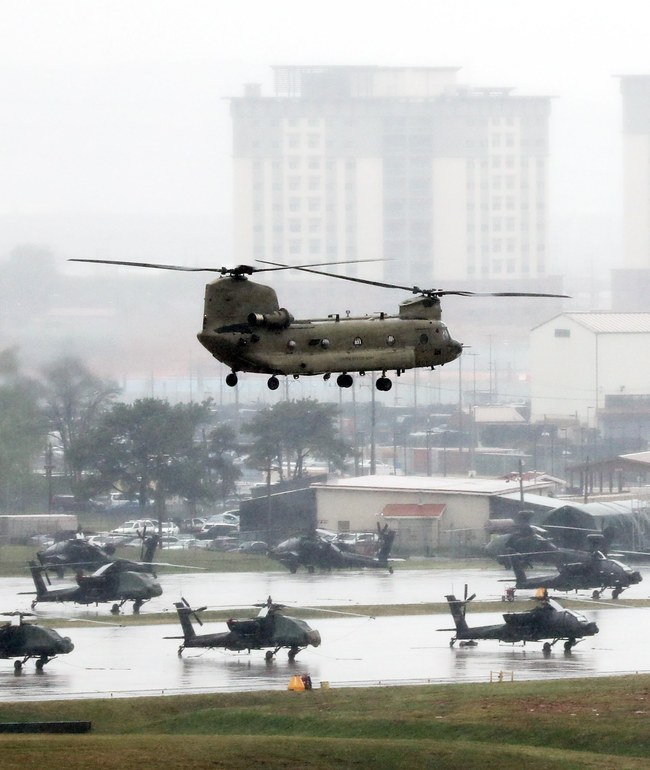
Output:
[[0, 348, 46, 510], [243, 399, 349, 481], [79, 398, 213, 517], [203, 424, 242, 506], [41, 357, 120, 494]]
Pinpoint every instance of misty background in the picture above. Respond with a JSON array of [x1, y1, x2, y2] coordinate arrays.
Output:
[[1, 0, 646, 402]]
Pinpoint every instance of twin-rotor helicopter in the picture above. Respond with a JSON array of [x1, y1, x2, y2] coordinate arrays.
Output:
[[70, 258, 568, 392]]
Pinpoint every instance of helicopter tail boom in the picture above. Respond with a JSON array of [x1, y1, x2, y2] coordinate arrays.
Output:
[[445, 595, 470, 635], [28, 561, 49, 600], [174, 602, 197, 642]]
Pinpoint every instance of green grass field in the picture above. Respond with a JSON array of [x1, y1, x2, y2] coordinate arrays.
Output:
[[0, 675, 649, 769]]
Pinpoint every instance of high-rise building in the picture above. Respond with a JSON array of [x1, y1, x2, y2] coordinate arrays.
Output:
[[230, 66, 553, 291], [614, 75, 650, 310]]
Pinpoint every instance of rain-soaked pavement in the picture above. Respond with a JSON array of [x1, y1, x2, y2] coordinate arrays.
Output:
[[1, 566, 650, 701]]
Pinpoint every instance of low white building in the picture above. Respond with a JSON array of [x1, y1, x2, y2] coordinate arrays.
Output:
[[530, 312, 650, 426], [312, 475, 556, 556]]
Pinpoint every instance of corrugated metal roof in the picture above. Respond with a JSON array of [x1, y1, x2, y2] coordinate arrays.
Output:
[[314, 475, 554, 495], [565, 313, 650, 334]]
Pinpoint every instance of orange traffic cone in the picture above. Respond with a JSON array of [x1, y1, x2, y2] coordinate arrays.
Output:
[[288, 675, 305, 692]]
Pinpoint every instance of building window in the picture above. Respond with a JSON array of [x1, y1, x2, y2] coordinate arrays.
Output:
[[554, 328, 570, 338]]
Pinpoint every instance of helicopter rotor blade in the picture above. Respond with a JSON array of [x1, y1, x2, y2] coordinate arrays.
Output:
[[70, 257, 569, 299], [254, 260, 570, 299], [254, 258, 385, 272], [180, 597, 204, 626], [68, 258, 228, 273], [69, 257, 385, 277]]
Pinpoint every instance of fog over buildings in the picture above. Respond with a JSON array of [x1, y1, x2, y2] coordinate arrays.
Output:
[[2, 1, 650, 407]]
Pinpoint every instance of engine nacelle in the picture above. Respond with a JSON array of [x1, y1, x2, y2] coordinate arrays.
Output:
[[247, 308, 294, 329]]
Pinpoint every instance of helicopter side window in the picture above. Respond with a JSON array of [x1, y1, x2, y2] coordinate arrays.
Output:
[[419, 333, 429, 344], [353, 337, 363, 347], [320, 339, 330, 349], [386, 335, 396, 346], [287, 340, 296, 353]]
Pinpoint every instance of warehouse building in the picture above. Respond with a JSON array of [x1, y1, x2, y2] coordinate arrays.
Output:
[[312, 474, 557, 556]]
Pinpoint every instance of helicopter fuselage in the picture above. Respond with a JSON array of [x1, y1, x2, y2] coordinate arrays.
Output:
[[197, 275, 463, 386]]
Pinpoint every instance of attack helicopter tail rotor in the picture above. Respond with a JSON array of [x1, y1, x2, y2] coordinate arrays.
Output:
[[180, 597, 205, 626], [460, 584, 476, 620]]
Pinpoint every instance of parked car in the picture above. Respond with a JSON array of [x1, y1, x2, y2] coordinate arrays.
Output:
[[110, 519, 158, 536], [51, 495, 104, 513], [155, 520, 180, 536], [198, 512, 240, 539], [180, 517, 206, 534], [232, 541, 268, 555]]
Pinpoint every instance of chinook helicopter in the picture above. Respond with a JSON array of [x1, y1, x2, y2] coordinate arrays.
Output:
[[69, 258, 568, 392]]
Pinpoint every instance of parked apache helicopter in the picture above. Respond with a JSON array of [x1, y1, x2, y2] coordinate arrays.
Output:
[[506, 546, 643, 600], [37, 534, 114, 574], [440, 588, 599, 653], [485, 511, 616, 568], [36, 529, 160, 576], [270, 524, 396, 574], [0, 611, 74, 671], [69, 258, 567, 392], [26, 559, 163, 614], [166, 596, 321, 661]]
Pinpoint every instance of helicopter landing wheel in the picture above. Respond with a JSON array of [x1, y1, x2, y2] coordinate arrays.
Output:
[[612, 588, 622, 599], [376, 376, 392, 391], [288, 647, 298, 661], [336, 373, 353, 388], [13, 660, 22, 672], [110, 603, 121, 615], [133, 599, 144, 614], [564, 639, 575, 652], [35, 657, 47, 671], [225, 372, 238, 387], [265, 650, 274, 662], [592, 590, 601, 600], [543, 642, 552, 654], [267, 376, 280, 390]]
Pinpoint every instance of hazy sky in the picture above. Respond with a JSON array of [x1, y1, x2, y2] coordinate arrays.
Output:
[[2, 0, 650, 267]]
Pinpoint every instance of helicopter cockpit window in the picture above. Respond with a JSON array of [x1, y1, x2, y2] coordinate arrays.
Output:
[[419, 333, 429, 344], [440, 326, 451, 340], [386, 335, 396, 346], [320, 339, 330, 349], [353, 337, 363, 347]]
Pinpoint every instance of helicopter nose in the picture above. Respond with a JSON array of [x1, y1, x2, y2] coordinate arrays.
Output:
[[60, 637, 74, 654], [448, 340, 463, 360], [631, 571, 642, 584], [306, 629, 321, 648], [585, 622, 599, 637]]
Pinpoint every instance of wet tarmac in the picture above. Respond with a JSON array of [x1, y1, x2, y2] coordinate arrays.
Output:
[[2, 567, 650, 701]]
